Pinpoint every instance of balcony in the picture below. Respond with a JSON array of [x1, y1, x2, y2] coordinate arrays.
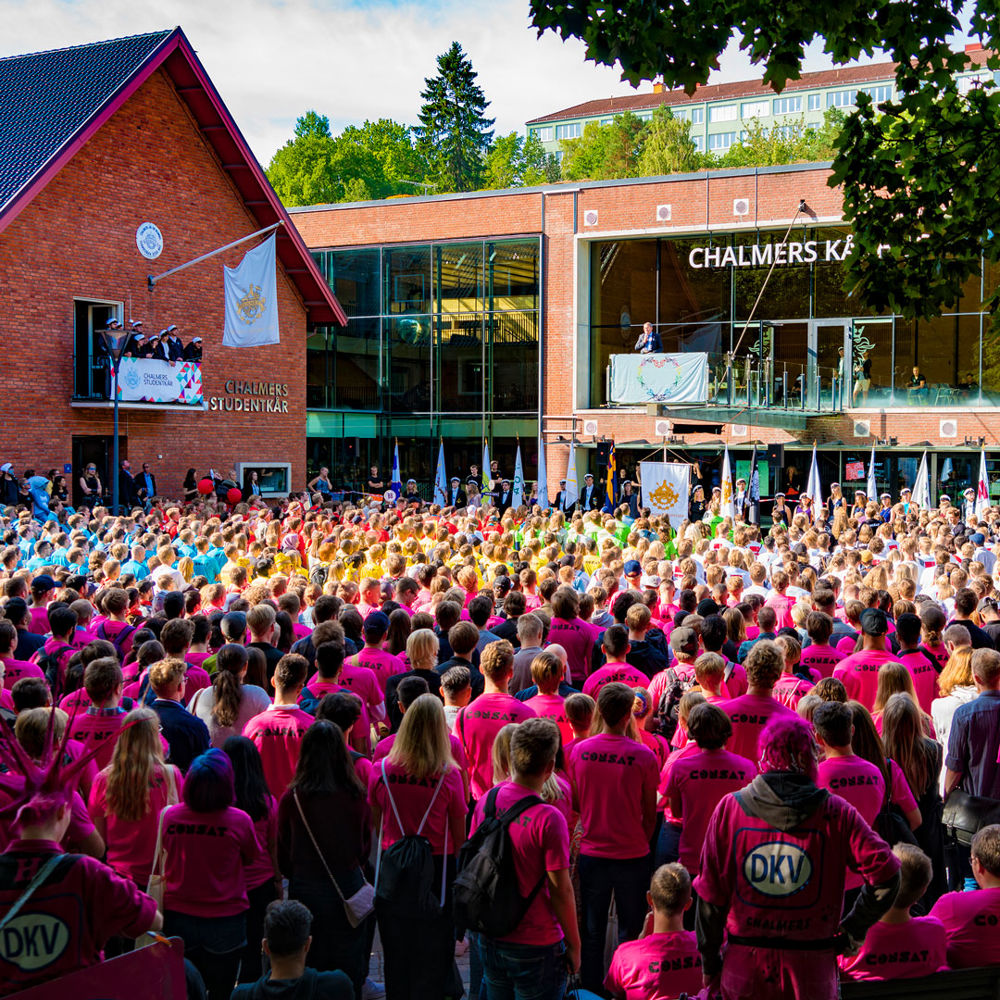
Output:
[[73, 357, 204, 409]]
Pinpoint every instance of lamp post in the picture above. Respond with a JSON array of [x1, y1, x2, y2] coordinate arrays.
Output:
[[100, 327, 130, 515]]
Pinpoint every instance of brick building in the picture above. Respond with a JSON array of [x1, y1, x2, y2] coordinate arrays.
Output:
[[0, 28, 344, 504], [294, 161, 1000, 504]]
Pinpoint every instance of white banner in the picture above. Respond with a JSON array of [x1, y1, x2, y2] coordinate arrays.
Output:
[[116, 358, 203, 404], [433, 441, 447, 506], [639, 461, 690, 523], [512, 443, 525, 508], [609, 352, 709, 404], [223, 233, 280, 347]]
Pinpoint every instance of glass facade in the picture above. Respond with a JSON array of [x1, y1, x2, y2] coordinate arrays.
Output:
[[309, 238, 541, 495], [589, 228, 993, 410]]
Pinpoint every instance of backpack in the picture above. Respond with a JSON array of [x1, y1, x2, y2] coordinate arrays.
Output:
[[374, 759, 447, 918], [453, 785, 544, 938], [651, 667, 695, 740], [36, 644, 74, 691], [96, 621, 136, 659]]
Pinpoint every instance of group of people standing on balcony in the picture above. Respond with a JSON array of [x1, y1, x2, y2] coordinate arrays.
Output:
[[98, 319, 203, 363]]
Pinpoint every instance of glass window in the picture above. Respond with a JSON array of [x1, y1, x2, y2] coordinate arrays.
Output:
[[385, 245, 431, 314], [808, 93, 821, 110], [692, 135, 705, 151], [386, 316, 431, 412], [637, 112, 653, 121], [773, 95, 803, 115], [913, 313, 982, 403], [490, 311, 539, 412], [659, 236, 730, 329], [306, 330, 330, 409], [535, 126, 554, 141], [489, 240, 539, 312], [775, 124, 799, 139], [708, 131, 737, 150], [741, 100, 770, 118], [671, 107, 690, 121], [333, 318, 380, 410], [708, 104, 738, 122], [690, 107, 705, 124], [860, 84, 893, 102], [731, 233, 811, 320], [327, 248, 381, 317], [436, 243, 482, 314], [438, 312, 483, 413], [849, 319, 893, 406], [555, 122, 583, 140], [827, 89, 856, 108]]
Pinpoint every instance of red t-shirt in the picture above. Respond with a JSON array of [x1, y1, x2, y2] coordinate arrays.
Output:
[[243, 704, 315, 798], [470, 781, 569, 946], [605, 930, 703, 1000], [455, 693, 536, 800], [838, 916, 948, 980]]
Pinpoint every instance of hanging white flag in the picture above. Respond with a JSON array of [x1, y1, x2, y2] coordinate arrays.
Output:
[[911, 451, 930, 510], [223, 234, 280, 347], [482, 441, 491, 494], [512, 443, 525, 508], [564, 441, 579, 510], [976, 449, 991, 519], [806, 443, 822, 521], [433, 441, 447, 507], [639, 462, 689, 524], [720, 444, 735, 520], [866, 442, 877, 503], [536, 436, 550, 510]]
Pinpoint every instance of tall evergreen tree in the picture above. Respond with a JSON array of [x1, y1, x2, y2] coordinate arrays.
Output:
[[417, 42, 495, 193]]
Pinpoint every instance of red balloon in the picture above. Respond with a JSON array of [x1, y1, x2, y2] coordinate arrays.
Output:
[[227, 487, 243, 505], [197, 478, 214, 495]]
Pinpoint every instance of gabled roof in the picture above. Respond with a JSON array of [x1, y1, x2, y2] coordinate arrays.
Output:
[[0, 28, 346, 325]]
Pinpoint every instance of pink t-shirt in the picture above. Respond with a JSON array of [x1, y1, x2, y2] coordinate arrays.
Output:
[[568, 733, 659, 859], [244, 796, 279, 890], [662, 746, 755, 873], [930, 886, 1000, 968], [723, 693, 797, 765], [765, 593, 797, 629], [369, 760, 465, 855], [524, 693, 574, 746], [182, 663, 211, 699], [771, 673, 816, 711], [28, 605, 50, 634], [67, 709, 130, 771], [605, 930, 703, 1000], [723, 662, 749, 699], [243, 704, 315, 798], [161, 802, 259, 916], [800, 643, 845, 679], [1, 655, 43, 687], [470, 780, 569, 946], [834, 650, 900, 710], [348, 647, 407, 694], [302, 677, 371, 750], [547, 617, 599, 681], [455, 693, 537, 800], [582, 663, 648, 699], [838, 917, 948, 980], [896, 648, 939, 715], [87, 763, 183, 883], [338, 662, 385, 721], [817, 754, 884, 891], [373, 731, 469, 775]]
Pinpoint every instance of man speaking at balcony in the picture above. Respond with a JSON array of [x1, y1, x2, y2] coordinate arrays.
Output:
[[634, 321, 662, 354]]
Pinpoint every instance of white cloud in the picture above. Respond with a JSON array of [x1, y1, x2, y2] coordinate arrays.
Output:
[[0, 0, 902, 166]]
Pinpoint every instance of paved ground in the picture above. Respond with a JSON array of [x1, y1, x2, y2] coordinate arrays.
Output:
[[368, 928, 473, 997]]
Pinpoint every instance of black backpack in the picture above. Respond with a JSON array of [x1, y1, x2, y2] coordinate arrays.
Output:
[[651, 667, 693, 740], [453, 786, 544, 938], [36, 644, 74, 691], [374, 760, 447, 918], [96, 621, 136, 659]]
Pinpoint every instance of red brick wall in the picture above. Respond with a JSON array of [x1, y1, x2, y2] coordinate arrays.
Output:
[[0, 68, 308, 495]]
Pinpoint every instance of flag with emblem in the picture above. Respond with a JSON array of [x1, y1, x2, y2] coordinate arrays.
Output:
[[433, 440, 447, 506], [638, 461, 689, 524], [720, 444, 735, 520], [512, 441, 525, 508], [748, 444, 760, 524], [537, 436, 549, 510], [912, 450, 931, 510], [976, 448, 991, 519], [223, 234, 279, 347], [602, 442, 618, 513], [389, 441, 402, 499]]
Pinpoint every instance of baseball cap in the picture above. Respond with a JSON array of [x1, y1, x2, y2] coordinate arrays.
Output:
[[972, 532, 986, 545], [670, 626, 699, 656], [31, 574, 56, 593], [696, 598, 720, 617], [860, 608, 888, 637], [623, 559, 642, 576], [364, 611, 390, 633]]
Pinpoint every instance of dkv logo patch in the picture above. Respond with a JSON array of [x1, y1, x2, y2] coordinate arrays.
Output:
[[0, 913, 70, 971], [742, 841, 813, 897]]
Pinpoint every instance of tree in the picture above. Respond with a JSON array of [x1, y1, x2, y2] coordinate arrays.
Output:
[[417, 42, 495, 193], [337, 119, 429, 196], [715, 110, 844, 168], [637, 106, 700, 175], [483, 132, 560, 188], [266, 111, 341, 206], [560, 110, 648, 180], [527, 0, 1000, 325]]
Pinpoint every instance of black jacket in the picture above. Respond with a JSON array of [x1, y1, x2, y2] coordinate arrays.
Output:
[[152, 698, 210, 773]]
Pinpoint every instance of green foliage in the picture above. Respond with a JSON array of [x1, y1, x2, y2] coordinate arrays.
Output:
[[528, 0, 1000, 325], [715, 109, 844, 168], [417, 41, 496, 192], [483, 132, 560, 188], [560, 110, 648, 180], [637, 106, 700, 175]]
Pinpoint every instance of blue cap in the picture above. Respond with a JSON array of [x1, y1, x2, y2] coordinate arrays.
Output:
[[624, 559, 642, 576], [364, 610, 390, 633]]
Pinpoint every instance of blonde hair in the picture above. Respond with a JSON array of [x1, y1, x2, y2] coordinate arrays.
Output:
[[105, 708, 166, 822], [493, 719, 565, 804], [405, 629, 439, 672], [387, 693, 454, 780], [938, 647, 975, 697]]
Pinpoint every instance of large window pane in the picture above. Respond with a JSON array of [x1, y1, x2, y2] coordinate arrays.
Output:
[[334, 318, 380, 410], [306, 330, 330, 409], [490, 311, 539, 412], [489, 241, 539, 311], [732, 233, 810, 320], [386, 316, 431, 412], [849, 319, 893, 406], [914, 313, 982, 405], [659, 238, 730, 327], [590, 240, 657, 333], [439, 312, 483, 413], [328, 249, 381, 317], [437, 243, 483, 314], [386, 246, 431, 314]]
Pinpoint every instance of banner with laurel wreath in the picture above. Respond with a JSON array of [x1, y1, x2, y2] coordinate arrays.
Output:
[[223, 233, 280, 347], [608, 352, 709, 404], [639, 461, 690, 522]]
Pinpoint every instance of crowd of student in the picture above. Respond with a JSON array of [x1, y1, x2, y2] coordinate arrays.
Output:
[[1, 482, 1000, 1000]]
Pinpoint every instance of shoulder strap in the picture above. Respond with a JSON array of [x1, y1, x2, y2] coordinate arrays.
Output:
[[0, 854, 64, 932], [497, 791, 543, 826], [164, 765, 179, 806], [292, 791, 346, 904], [484, 784, 502, 820]]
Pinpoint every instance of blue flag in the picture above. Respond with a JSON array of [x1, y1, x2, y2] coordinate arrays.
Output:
[[389, 441, 401, 498], [602, 442, 618, 513]]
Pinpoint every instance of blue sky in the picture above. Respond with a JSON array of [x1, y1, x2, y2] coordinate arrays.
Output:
[[1, 0, 934, 165]]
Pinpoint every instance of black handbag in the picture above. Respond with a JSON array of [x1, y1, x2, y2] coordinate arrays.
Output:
[[942, 788, 1000, 847], [874, 762, 919, 847]]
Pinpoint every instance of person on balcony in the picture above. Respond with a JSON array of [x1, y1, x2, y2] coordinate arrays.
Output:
[[907, 366, 927, 402], [634, 321, 662, 354], [163, 325, 184, 362], [183, 337, 203, 362]]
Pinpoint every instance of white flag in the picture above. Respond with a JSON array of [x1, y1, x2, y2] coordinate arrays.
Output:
[[482, 441, 491, 494], [911, 451, 930, 510], [223, 234, 280, 347], [866, 442, 877, 503], [806, 443, 822, 521], [976, 449, 991, 519], [512, 443, 524, 508], [564, 441, 579, 510], [536, 436, 550, 510], [720, 444, 735, 520], [639, 461, 690, 524], [433, 441, 447, 506]]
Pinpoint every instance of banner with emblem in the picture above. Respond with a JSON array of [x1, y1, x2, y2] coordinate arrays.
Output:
[[720, 444, 735, 519], [116, 358, 202, 404], [639, 461, 690, 523], [223, 234, 280, 347]]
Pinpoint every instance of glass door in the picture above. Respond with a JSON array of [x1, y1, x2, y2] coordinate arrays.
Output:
[[813, 320, 849, 408], [849, 318, 893, 408]]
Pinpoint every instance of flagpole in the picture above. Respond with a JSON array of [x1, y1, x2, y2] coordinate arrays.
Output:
[[147, 221, 284, 287]]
